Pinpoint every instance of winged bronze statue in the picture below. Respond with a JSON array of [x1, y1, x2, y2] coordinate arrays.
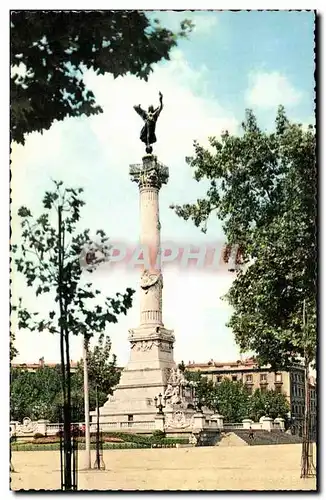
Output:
[[134, 92, 163, 153]]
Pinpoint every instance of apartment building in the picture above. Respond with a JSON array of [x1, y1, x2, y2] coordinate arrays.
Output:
[[186, 357, 317, 435], [11, 357, 79, 373]]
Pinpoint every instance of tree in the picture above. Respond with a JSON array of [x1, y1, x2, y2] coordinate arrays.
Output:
[[74, 333, 121, 415], [10, 331, 18, 362], [172, 107, 316, 369], [10, 332, 121, 424], [10, 365, 62, 422], [184, 370, 290, 423], [184, 369, 218, 410], [11, 11, 193, 144], [215, 379, 250, 423], [248, 388, 290, 422], [12, 180, 134, 489]]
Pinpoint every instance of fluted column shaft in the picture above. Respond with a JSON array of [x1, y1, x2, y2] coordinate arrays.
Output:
[[129, 155, 169, 328]]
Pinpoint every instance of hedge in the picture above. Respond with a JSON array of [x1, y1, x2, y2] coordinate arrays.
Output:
[[11, 432, 189, 451]]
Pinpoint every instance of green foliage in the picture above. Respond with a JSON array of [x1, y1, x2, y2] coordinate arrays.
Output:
[[103, 432, 188, 446], [10, 333, 122, 422], [10, 366, 62, 422], [11, 436, 187, 451], [152, 429, 166, 440], [12, 180, 134, 343], [184, 370, 218, 410], [33, 433, 45, 439], [10, 331, 18, 361], [172, 108, 316, 369], [11, 11, 193, 144], [178, 360, 186, 372], [184, 370, 290, 423], [214, 379, 251, 423], [74, 334, 122, 414], [11, 180, 134, 450], [248, 389, 290, 422]]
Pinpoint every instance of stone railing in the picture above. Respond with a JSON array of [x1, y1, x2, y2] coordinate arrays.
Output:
[[102, 421, 155, 431], [223, 422, 244, 430], [10, 418, 156, 438], [224, 417, 285, 432], [10, 416, 285, 438], [242, 417, 285, 432]]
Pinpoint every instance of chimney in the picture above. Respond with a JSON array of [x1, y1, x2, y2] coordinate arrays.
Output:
[[39, 357, 44, 368]]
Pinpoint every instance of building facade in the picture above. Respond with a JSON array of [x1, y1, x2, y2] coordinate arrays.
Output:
[[186, 357, 316, 435], [11, 357, 79, 373]]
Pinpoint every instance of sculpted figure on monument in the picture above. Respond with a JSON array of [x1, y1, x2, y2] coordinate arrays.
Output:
[[140, 270, 162, 294], [134, 92, 163, 153], [163, 367, 187, 406], [164, 384, 181, 405], [167, 367, 186, 386], [163, 383, 174, 399]]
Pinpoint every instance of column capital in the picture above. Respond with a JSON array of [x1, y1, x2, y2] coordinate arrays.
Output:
[[129, 155, 169, 190]]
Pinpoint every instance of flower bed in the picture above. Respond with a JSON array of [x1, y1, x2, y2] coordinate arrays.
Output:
[[11, 431, 189, 451]]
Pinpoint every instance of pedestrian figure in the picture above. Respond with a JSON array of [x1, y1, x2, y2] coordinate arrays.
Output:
[[249, 426, 254, 444]]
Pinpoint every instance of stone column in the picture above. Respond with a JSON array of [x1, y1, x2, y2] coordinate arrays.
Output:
[[130, 155, 169, 328], [126, 155, 174, 372], [242, 418, 253, 429], [261, 416, 273, 432], [274, 417, 285, 430], [193, 413, 206, 431], [37, 419, 50, 436], [154, 414, 165, 431], [212, 413, 225, 429]]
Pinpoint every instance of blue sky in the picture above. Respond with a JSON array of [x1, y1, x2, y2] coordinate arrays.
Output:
[[156, 11, 315, 124], [11, 10, 315, 367]]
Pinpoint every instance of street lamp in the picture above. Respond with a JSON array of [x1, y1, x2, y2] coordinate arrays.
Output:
[[194, 395, 204, 413], [264, 402, 271, 418], [154, 393, 166, 415], [188, 380, 197, 399]]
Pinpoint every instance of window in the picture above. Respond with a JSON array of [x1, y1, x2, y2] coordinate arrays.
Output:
[[246, 386, 253, 395], [232, 375, 237, 382], [275, 373, 282, 383], [261, 385, 267, 393], [128, 415, 133, 422], [260, 373, 267, 382], [275, 385, 282, 394], [246, 374, 253, 383], [216, 376, 222, 383]]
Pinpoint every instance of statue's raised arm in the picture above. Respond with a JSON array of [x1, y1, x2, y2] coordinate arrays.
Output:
[[154, 92, 163, 118]]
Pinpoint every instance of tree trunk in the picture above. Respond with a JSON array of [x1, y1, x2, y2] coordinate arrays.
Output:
[[96, 385, 100, 469], [300, 299, 315, 478], [58, 205, 72, 490], [64, 324, 72, 489], [83, 336, 91, 469]]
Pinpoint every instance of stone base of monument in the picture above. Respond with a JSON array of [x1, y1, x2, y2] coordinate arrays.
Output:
[[91, 389, 223, 437]]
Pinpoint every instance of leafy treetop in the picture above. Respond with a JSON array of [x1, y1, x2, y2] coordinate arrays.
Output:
[[11, 10, 193, 144], [12, 180, 134, 341], [172, 107, 316, 369]]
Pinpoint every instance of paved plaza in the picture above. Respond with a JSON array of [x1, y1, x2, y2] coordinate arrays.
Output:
[[11, 444, 317, 491]]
